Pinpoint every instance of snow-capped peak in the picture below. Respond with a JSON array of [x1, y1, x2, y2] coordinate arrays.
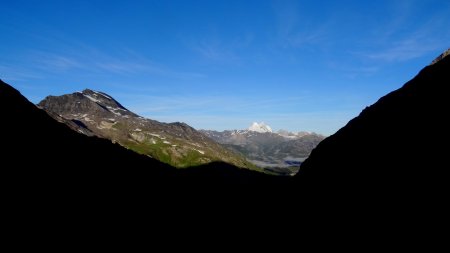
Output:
[[248, 122, 273, 133]]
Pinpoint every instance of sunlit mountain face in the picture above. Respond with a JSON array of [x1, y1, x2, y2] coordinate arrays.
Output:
[[38, 89, 258, 170]]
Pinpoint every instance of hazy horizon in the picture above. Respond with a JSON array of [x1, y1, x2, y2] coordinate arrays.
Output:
[[1, 0, 449, 135]]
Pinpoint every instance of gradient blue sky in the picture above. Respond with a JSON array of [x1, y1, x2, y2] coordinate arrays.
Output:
[[1, 0, 449, 135]]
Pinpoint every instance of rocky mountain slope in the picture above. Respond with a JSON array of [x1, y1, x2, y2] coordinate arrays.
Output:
[[201, 123, 324, 175], [0, 79, 283, 189], [38, 89, 256, 170], [296, 48, 450, 195]]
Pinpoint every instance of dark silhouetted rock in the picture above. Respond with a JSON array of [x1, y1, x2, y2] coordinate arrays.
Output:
[[296, 50, 450, 198]]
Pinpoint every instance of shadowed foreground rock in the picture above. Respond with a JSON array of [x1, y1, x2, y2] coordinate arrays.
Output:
[[296, 49, 450, 198]]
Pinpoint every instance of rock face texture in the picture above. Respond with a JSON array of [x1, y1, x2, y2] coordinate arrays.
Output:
[[296, 50, 450, 195], [38, 89, 255, 170]]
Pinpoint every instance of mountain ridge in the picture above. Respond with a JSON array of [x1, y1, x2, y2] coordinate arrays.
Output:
[[38, 88, 257, 170], [0, 79, 284, 189], [296, 48, 450, 196], [430, 48, 450, 65]]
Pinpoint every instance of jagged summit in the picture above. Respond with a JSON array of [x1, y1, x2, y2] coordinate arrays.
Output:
[[81, 89, 130, 112], [248, 122, 273, 133], [39, 89, 137, 119]]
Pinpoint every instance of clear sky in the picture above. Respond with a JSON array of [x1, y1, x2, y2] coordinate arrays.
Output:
[[1, 0, 449, 135]]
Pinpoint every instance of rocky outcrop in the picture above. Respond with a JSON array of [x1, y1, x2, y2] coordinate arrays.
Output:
[[431, 48, 450, 65]]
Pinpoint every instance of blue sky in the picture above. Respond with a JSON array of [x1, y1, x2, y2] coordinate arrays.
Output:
[[1, 0, 449, 135]]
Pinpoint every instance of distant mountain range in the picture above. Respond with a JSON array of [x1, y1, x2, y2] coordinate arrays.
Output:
[[38, 89, 257, 170], [200, 122, 324, 175], [38, 90, 322, 175]]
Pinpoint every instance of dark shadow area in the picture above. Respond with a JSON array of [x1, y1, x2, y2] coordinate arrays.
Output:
[[70, 119, 89, 129], [296, 50, 450, 200]]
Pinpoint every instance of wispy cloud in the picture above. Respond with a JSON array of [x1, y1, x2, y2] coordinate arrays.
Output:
[[194, 42, 237, 62], [326, 60, 380, 79], [357, 4, 450, 63], [186, 31, 254, 64], [124, 94, 310, 117], [0, 64, 43, 81], [11, 46, 205, 81], [362, 34, 445, 62], [30, 52, 83, 72], [95, 62, 150, 74], [1, 7, 206, 81], [273, 1, 330, 49], [88, 49, 207, 79]]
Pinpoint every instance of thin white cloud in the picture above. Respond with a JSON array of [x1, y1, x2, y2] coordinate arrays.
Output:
[[327, 60, 380, 78], [124, 94, 310, 117], [95, 59, 206, 79], [95, 61, 158, 74], [42, 55, 81, 70], [0, 64, 43, 81], [13, 47, 205, 80], [34, 54, 82, 72], [363, 36, 444, 62], [186, 31, 254, 64], [357, 5, 450, 63], [191, 38, 241, 63], [273, 1, 330, 49]]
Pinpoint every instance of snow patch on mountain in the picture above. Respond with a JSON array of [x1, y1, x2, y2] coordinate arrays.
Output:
[[277, 130, 313, 139], [83, 94, 100, 103], [248, 122, 273, 133], [92, 90, 113, 100]]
